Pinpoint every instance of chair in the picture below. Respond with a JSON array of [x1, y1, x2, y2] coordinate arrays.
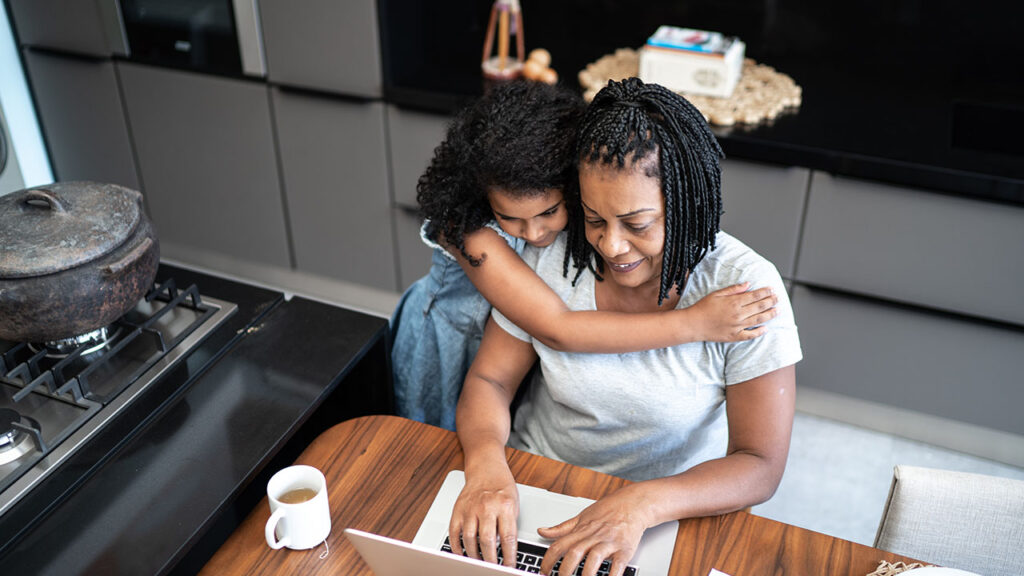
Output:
[[874, 465, 1024, 576]]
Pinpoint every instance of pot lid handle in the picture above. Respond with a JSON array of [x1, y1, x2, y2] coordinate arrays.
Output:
[[24, 189, 66, 213]]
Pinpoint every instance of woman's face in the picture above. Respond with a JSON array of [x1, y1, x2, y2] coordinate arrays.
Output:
[[579, 161, 665, 293], [487, 187, 568, 248]]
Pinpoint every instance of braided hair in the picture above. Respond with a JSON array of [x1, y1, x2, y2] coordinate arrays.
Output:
[[418, 81, 585, 265], [564, 78, 724, 305]]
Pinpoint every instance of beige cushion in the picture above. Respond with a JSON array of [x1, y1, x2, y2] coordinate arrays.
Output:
[[874, 465, 1024, 576]]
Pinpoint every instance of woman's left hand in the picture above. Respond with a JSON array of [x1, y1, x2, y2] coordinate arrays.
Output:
[[536, 489, 649, 576]]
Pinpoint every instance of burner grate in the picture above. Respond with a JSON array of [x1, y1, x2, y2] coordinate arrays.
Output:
[[2, 281, 217, 406]]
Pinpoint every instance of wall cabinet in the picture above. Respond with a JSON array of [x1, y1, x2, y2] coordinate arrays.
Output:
[[258, 0, 382, 97], [797, 172, 1024, 326], [272, 89, 396, 290], [117, 63, 291, 268], [21, 49, 138, 188]]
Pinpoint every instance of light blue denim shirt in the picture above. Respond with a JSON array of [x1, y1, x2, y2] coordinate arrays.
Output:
[[390, 221, 524, 430]]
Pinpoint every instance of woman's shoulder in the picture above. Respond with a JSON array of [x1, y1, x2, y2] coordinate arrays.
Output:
[[704, 231, 781, 279], [685, 231, 786, 301]]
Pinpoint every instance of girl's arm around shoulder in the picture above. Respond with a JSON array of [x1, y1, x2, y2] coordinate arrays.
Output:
[[456, 227, 780, 352]]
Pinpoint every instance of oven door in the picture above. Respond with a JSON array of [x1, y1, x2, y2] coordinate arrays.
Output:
[[118, 0, 265, 77]]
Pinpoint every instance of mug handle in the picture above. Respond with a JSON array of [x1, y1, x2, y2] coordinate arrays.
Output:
[[265, 508, 291, 549]]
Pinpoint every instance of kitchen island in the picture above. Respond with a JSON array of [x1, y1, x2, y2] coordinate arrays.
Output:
[[0, 264, 392, 575]]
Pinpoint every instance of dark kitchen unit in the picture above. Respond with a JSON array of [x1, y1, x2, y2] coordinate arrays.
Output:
[[0, 262, 393, 574]]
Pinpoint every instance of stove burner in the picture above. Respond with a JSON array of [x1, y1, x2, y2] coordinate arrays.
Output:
[[28, 325, 122, 358], [0, 408, 38, 465]]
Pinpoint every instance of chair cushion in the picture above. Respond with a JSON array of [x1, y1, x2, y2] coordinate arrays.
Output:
[[874, 465, 1024, 576]]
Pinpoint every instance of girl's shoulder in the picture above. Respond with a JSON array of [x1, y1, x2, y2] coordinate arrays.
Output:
[[420, 219, 524, 262]]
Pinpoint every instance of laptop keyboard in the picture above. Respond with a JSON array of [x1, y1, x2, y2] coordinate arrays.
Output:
[[441, 536, 638, 576]]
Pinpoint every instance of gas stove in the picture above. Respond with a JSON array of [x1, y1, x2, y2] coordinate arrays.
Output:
[[0, 278, 236, 517]]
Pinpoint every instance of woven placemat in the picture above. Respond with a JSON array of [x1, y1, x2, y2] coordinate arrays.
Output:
[[577, 47, 802, 126], [866, 560, 933, 575]]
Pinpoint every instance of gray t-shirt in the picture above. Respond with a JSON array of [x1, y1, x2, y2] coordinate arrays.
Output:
[[492, 231, 802, 482]]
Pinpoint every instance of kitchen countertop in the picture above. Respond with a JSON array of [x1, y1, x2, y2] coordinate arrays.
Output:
[[0, 264, 392, 575], [379, 1, 1024, 208]]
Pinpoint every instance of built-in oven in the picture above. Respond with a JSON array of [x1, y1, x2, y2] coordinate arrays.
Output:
[[118, 0, 265, 77]]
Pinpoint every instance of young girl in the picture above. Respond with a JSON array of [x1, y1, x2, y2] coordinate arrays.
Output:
[[390, 81, 777, 430]]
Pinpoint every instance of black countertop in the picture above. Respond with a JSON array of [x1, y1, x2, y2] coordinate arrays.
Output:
[[379, 0, 1024, 207], [0, 264, 392, 575]]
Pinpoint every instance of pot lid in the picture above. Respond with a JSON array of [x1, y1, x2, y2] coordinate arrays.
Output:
[[0, 181, 143, 278]]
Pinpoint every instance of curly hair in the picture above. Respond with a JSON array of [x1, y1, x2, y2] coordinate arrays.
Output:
[[564, 77, 725, 305], [417, 81, 585, 265]]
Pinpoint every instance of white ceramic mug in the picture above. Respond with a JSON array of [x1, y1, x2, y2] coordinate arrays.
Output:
[[264, 465, 331, 550]]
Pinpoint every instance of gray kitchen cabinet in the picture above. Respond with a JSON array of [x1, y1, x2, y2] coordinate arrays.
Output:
[[394, 206, 432, 291], [386, 105, 450, 208], [117, 63, 291, 268], [792, 284, 1024, 438], [8, 0, 125, 56], [272, 88, 397, 290], [258, 0, 382, 97], [796, 172, 1024, 326], [719, 159, 809, 279], [21, 49, 138, 188]]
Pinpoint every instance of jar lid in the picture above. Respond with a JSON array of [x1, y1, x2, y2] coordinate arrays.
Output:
[[0, 181, 143, 278]]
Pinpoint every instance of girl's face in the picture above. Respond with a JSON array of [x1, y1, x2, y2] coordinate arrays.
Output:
[[487, 187, 568, 248], [579, 161, 666, 293]]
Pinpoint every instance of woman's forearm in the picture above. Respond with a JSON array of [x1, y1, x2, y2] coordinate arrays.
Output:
[[456, 374, 515, 474], [624, 450, 785, 529]]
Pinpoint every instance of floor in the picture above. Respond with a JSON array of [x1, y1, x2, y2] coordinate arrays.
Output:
[[751, 412, 1024, 546]]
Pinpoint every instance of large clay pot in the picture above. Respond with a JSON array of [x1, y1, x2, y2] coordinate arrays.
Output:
[[0, 181, 160, 342]]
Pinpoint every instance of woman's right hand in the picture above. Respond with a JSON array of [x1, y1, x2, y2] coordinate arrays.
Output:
[[688, 282, 779, 342], [448, 466, 521, 568]]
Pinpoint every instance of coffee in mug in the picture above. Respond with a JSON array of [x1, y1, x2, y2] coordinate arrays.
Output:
[[265, 465, 331, 550]]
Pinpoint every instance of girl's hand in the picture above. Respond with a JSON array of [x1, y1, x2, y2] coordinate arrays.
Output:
[[448, 466, 520, 567], [536, 489, 649, 576], [688, 282, 778, 342]]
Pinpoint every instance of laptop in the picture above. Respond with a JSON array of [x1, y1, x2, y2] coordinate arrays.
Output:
[[345, 469, 678, 576]]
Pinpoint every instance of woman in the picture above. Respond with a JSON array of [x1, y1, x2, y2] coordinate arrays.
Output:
[[449, 78, 802, 576], [391, 81, 779, 430]]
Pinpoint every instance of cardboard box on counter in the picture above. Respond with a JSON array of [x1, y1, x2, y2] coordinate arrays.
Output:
[[639, 26, 745, 98]]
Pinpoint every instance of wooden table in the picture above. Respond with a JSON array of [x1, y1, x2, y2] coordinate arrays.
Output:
[[200, 415, 920, 575]]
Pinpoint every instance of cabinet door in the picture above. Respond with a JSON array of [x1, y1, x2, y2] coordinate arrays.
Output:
[[22, 49, 138, 188], [118, 63, 290, 268], [8, 0, 123, 56], [792, 285, 1024, 438], [394, 206, 432, 291], [259, 0, 382, 97], [386, 105, 450, 208], [273, 89, 397, 290], [797, 172, 1024, 326], [719, 159, 809, 279]]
